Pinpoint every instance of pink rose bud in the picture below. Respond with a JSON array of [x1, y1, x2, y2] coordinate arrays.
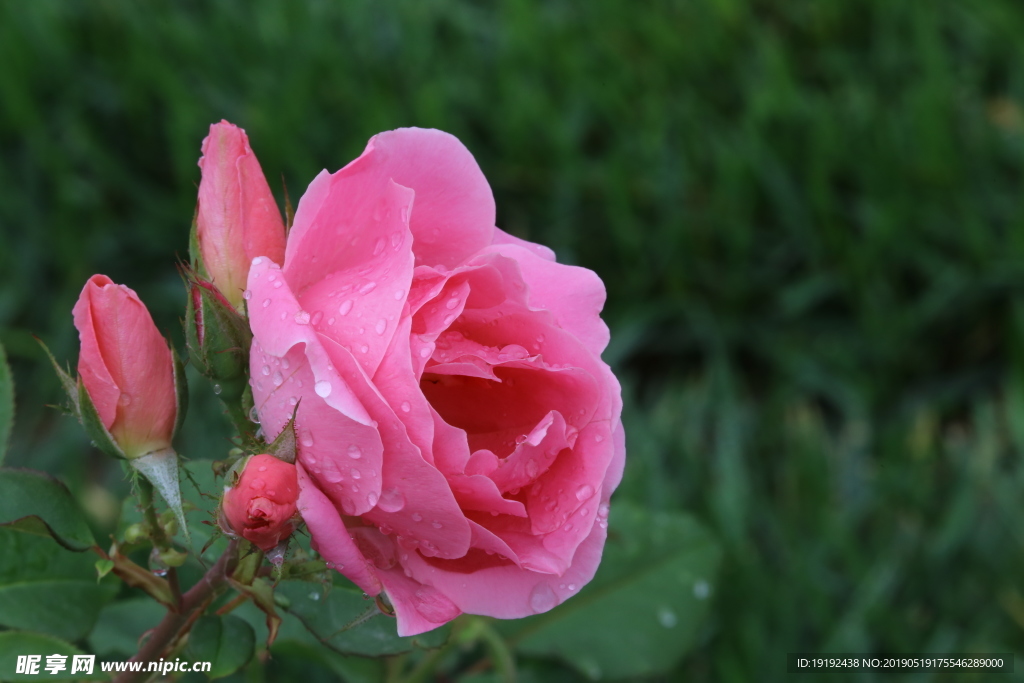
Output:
[[72, 275, 180, 460], [196, 120, 286, 310], [222, 454, 299, 551]]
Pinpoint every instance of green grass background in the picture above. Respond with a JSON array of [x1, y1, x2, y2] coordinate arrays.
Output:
[[3, 0, 1024, 680]]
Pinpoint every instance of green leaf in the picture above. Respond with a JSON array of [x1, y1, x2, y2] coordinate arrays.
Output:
[[0, 342, 13, 464], [0, 529, 117, 642], [89, 597, 167, 657], [184, 614, 255, 680], [270, 639, 384, 683], [94, 558, 114, 580], [0, 468, 96, 551], [0, 631, 107, 681], [501, 504, 722, 680], [276, 581, 450, 657]]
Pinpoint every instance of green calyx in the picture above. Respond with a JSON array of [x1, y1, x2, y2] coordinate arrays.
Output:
[[183, 269, 252, 395]]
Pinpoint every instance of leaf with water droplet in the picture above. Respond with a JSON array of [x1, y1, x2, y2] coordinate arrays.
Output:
[[499, 503, 721, 680]]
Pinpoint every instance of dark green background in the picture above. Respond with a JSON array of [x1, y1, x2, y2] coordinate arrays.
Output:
[[3, 0, 1024, 680]]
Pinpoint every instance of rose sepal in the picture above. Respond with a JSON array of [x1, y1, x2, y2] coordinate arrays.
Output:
[[172, 345, 188, 439], [130, 447, 189, 543], [184, 268, 252, 384], [76, 376, 126, 460]]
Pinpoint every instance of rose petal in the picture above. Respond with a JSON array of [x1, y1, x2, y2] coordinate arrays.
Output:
[[376, 566, 462, 637], [401, 511, 609, 619], [477, 242, 610, 356], [318, 336, 472, 560], [490, 227, 556, 261], [296, 463, 382, 596], [527, 420, 616, 535], [283, 178, 415, 376], [371, 316, 435, 465], [247, 259, 384, 516], [360, 128, 496, 268]]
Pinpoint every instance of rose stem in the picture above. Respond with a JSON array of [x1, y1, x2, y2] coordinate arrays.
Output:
[[113, 539, 239, 683]]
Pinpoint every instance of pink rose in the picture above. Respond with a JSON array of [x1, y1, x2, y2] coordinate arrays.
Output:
[[197, 121, 286, 310], [73, 274, 178, 459], [244, 128, 624, 635], [222, 454, 300, 551]]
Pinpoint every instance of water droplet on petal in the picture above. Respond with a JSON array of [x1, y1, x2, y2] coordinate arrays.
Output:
[[263, 298, 271, 308], [360, 345, 369, 353], [272, 371, 284, 386], [351, 468, 361, 480], [373, 237, 386, 255], [339, 300, 353, 316], [529, 584, 558, 613], [412, 513, 423, 522], [576, 484, 594, 501], [242, 289, 252, 300], [431, 521, 442, 529], [250, 477, 265, 490], [118, 392, 132, 406], [378, 487, 405, 512], [261, 365, 271, 376], [375, 319, 387, 335], [359, 281, 377, 294], [252, 257, 264, 265], [311, 311, 323, 326], [367, 492, 379, 507], [328, 317, 336, 325], [273, 280, 283, 289], [394, 289, 404, 300], [314, 380, 332, 398], [526, 459, 538, 478], [294, 310, 311, 324], [289, 396, 298, 406], [347, 445, 362, 459], [300, 432, 314, 447], [249, 406, 260, 423], [419, 347, 431, 358], [400, 401, 411, 412], [213, 384, 222, 395]]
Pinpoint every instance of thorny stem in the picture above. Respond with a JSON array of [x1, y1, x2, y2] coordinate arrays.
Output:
[[136, 477, 181, 607], [112, 540, 239, 683], [137, 478, 170, 550]]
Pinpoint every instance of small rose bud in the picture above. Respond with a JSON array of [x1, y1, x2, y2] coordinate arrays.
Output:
[[72, 275, 184, 460], [222, 454, 298, 551], [195, 120, 286, 311]]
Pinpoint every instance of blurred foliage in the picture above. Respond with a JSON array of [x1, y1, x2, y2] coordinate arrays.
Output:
[[3, 0, 1024, 680]]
